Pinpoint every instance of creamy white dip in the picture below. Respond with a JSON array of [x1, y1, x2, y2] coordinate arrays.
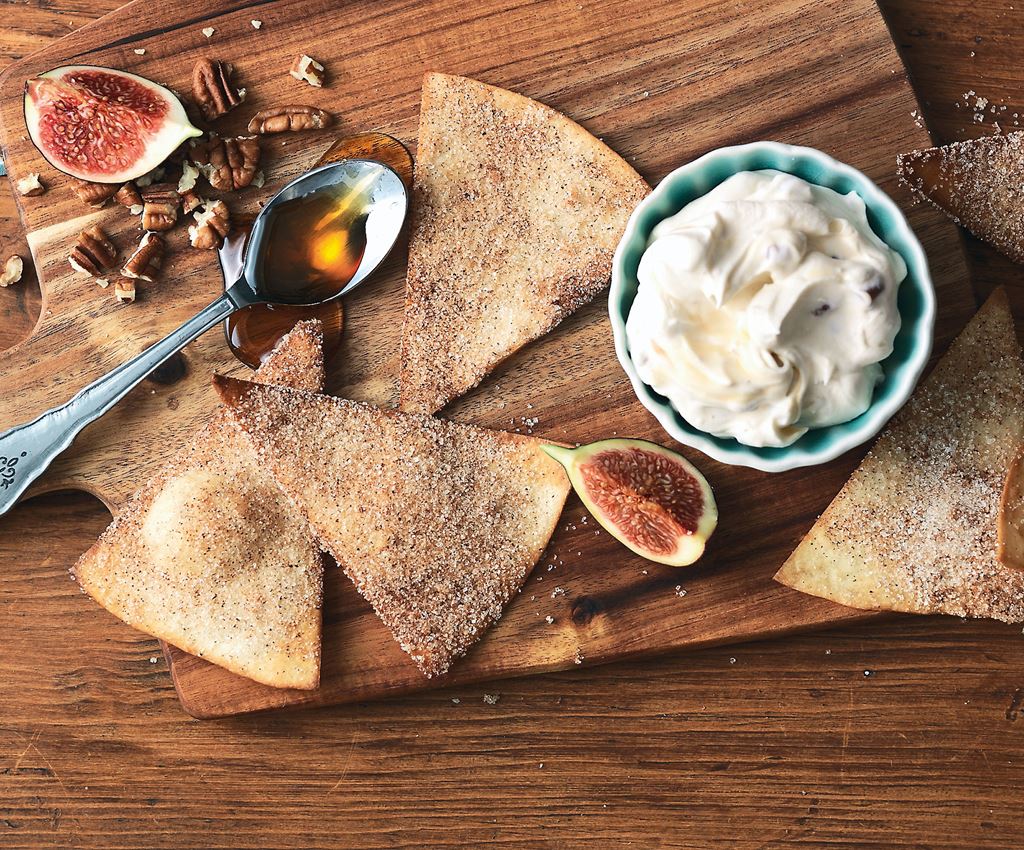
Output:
[[626, 170, 907, 448]]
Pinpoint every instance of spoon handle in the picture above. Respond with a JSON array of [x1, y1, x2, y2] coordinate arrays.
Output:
[[0, 291, 238, 517]]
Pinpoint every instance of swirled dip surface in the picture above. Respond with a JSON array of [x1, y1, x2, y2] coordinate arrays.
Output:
[[626, 170, 907, 448]]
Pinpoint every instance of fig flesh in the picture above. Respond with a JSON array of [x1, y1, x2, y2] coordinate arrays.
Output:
[[24, 65, 201, 184], [542, 438, 717, 567]]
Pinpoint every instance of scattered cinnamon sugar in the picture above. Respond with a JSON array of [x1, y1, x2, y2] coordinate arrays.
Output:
[[897, 131, 1024, 263]]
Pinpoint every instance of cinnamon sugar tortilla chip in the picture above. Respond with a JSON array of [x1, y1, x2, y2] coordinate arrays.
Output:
[[898, 132, 1024, 264], [72, 322, 326, 690], [399, 72, 650, 414], [775, 289, 1024, 621], [215, 375, 571, 677]]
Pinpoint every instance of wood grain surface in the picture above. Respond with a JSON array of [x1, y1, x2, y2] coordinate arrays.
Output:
[[0, 0, 976, 718], [1, 0, 1023, 847]]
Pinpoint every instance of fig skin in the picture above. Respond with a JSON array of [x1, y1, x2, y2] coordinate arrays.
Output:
[[542, 438, 717, 567]]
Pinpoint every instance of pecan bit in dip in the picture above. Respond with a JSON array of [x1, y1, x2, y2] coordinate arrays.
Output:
[[74, 180, 119, 208], [192, 58, 246, 122], [121, 232, 165, 282], [69, 225, 118, 276], [188, 199, 231, 249], [289, 54, 325, 87], [140, 183, 180, 232], [15, 173, 45, 197], [191, 135, 261, 191], [247, 105, 332, 134], [0, 255, 24, 287]]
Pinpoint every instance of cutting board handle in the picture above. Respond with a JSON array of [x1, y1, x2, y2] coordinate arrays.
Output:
[[0, 290, 240, 515]]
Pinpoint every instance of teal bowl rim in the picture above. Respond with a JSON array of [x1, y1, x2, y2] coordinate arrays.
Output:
[[609, 141, 936, 473]]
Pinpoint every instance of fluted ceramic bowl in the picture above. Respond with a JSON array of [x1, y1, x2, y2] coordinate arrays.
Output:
[[609, 141, 935, 473]]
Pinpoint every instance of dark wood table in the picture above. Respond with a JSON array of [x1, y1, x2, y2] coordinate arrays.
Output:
[[2, 2, 1023, 847]]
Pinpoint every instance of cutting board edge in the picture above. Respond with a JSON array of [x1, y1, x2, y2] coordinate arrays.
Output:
[[166, 607, 893, 719]]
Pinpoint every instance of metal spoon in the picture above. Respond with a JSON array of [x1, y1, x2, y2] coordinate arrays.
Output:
[[0, 158, 408, 517]]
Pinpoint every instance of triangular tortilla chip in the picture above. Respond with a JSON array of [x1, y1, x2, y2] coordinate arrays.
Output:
[[897, 132, 1024, 263], [72, 322, 326, 690], [775, 289, 1024, 621], [399, 72, 650, 414], [214, 375, 571, 677]]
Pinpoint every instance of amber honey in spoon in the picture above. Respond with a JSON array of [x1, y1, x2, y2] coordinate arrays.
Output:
[[225, 132, 414, 368]]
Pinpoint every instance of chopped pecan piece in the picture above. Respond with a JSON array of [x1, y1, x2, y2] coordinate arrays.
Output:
[[140, 183, 180, 232], [188, 199, 231, 249], [121, 232, 165, 282], [191, 135, 261, 191], [114, 279, 136, 303], [114, 182, 143, 213], [1, 255, 24, 287], [180, 188, 202, 214], [289, 54, 325, 87], [74, 180, 119, 207], [247, 105, 332, 134], [193, 58, 245, 121], [16, 173, 45, 197], [69, 225, 117, 276], [178, 160, 200, 194]]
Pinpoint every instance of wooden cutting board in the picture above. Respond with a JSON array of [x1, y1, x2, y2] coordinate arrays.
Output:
[[0, 0, 975, 718]]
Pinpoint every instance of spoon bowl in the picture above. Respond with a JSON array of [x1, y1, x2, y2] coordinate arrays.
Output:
[[240, 158, 408, 306]]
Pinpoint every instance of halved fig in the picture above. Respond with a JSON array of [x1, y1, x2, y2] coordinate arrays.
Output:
[[542, 438, 717, 567], [24, 65, 201, 184]]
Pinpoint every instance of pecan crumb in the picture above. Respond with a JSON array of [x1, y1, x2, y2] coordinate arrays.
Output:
[[0, 255, 24, 287], [15, 173, 45, 197], [289, 54, 325, 87]]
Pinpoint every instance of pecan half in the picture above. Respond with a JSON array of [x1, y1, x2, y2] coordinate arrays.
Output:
[[16, 173, 45, 197], [289, 54, 325, 87], [191, 135, 261, 191], [0, 255, 24, 287], [247, 105, 332, 134], [193, 58, 245, 121], [121, 232, 164, 282], [74, 180, 119, 208], [188, 199, 231, 249], [140, 183, 180, 232], [69, 225, 117, 276]]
